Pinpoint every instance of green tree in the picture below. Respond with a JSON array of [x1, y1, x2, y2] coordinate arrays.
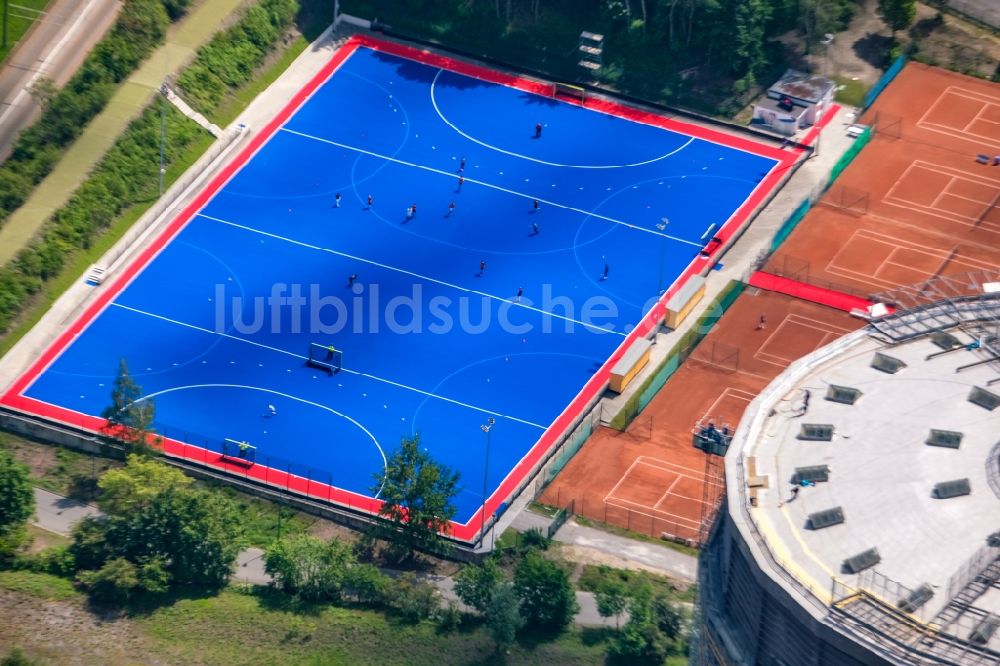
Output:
[[72, 468, 245, 601], [513, 552, 579, 633], [0, 449, 33, 532], [454, 558, 503, 614], [0, 450, 34, 561], [486, 582, 523, 654], [371, 434, 460, 563], [101, 359, 158, 453], [595, 578, 629, 628], [877, 0, 915, 39], [264, 535, 355, 602], [609, 579, 683, 664], [344, 563, 391, 606], [97, 454, 192, 514]]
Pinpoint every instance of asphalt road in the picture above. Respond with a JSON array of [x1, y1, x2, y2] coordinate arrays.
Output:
[[0, 0, 121, 162]]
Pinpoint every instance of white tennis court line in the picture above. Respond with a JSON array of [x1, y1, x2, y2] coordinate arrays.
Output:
[[916, 86, 1000, 147], [636, 455, 707, 478], [198, 213, 624, 337], [604, 457, 642, 503], [881, 197, 1000, 233], [279, 127, 704, 248], [700, 386, 755, 425], [603, 498, 703, 527], [754, 314, 850, 367], [109, 302, 546, 430], [653, 475, 682, 510]]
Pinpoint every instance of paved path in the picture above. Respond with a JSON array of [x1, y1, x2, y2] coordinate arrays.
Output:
[[30, 487, 619, 626], [0, 0, 121, 162], [512, 509, 698, 582], [0, 0, 247, 267]]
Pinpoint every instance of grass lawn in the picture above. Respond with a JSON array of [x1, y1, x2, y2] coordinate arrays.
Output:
[[0, 570, 79, 601], [577, 564, 695, 603], [0, 570, 612, 665], [141, 589, 610, 666], [0, 0, 52, 65], [833, 76, 867, 107]]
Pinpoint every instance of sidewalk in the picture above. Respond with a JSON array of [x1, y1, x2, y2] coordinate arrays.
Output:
[[512, 508, 697, 582], [0, 0, 247, 266], [30, 487, 620, 627]]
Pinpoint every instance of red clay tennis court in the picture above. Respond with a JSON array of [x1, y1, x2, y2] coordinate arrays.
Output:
[[540, 290, 863, 545], [768, 64, 1000, 297]]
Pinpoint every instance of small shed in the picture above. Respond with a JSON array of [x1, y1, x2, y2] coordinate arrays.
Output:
[[752, 69, 835, 135]]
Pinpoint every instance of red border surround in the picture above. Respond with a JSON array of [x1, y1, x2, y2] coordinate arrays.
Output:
[[0, 35, 804, 542]]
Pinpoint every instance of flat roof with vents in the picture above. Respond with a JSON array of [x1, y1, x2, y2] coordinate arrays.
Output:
[[725, 326, 1000, 628]]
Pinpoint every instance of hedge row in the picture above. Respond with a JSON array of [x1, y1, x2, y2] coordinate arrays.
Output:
[[0, 0, 306, 336], [176, 0, 300, 116], [0, 0, 192, 231], [0, 103, 205, 333]]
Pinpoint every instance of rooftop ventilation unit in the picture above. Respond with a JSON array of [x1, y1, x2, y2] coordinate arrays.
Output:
[[925, 429, 963, 449], [969, 614, 999, 645], [968, 386, 1000, 411], [897, 584, 934, 614], [871, 352, 906, 374], [932, 478, 971, 499], [791, 465, 830, 484], [931, 332, 961, 350], [798, 424, 834, 441], [842, 548, 880, 574], [825, 385, 861, 405], [807, 506, 845, 530]]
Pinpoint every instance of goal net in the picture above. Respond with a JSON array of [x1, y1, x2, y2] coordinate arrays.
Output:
[[553, 82, 586, 104], [308, 342, 342, 374], [222, 438, 256, 465]]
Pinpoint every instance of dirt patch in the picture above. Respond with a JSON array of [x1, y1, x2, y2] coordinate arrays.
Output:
[[0, 589, 157, 665], [0, 433, 59, 480], [909, 4, 1000, 80]]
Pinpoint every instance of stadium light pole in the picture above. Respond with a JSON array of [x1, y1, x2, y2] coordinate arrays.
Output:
[[159, 79, 168, 196], [478, 417, 495, 549]]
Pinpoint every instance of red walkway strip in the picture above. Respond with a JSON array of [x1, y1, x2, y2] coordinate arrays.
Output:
[[748, 271, 878, 313]]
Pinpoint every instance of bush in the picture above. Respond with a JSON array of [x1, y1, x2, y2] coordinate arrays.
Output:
[[264, 535, 355, 602], [343, 563, 390, 606], [436, 601, 463, 632], [520, 527, 550, 551], [513, 553, 578, 633], [176, 0, 300, 118], [31, 546, 77, 577], [387, 573, 439, 623]]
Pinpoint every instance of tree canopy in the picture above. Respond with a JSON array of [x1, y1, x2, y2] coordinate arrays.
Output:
[[371, 434, 459, 563], [0, 450, 34, 560]]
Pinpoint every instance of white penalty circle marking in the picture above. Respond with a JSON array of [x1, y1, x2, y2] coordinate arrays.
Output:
[[133, 383, 388, 497], [429, 69, 694, 169]]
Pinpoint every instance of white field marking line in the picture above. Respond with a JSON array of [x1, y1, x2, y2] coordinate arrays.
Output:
[[880, 198, 1000, 234], [825, 264, 905, 290], [856, 224, 1000, 262], [883, 161, 937, 203], [754, 350, 795, 367], [0, 0, 102, 128], [628, 461, 704, 485], [688, 356, 773, 381], [109, 302, 546, 429], [278, 127, 703, 248], [905, 159, 1000, 185], [135, 383, 388, 496], [653, 475, 682, 510], [915, 86, 1000, 131], [937, 190, 996, 206], [603, 498, 703, 527], [828, 233, 896, 278], [199, 214, 624, 337], [636, 455, 707, 478], [962, 104, 989, 133], [430, 68, 696, 169], [929, 175, 956, 209], [603, 456, 642, 504], [700, 386, 754, 424], [915, 121, 1000, 149], [785, 313, 855, 335]]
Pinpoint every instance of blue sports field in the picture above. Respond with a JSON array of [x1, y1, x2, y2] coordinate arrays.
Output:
[[6, 38, 784, 537]]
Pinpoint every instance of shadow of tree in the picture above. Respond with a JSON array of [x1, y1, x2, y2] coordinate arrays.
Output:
[[853, 33, 892, 69]]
